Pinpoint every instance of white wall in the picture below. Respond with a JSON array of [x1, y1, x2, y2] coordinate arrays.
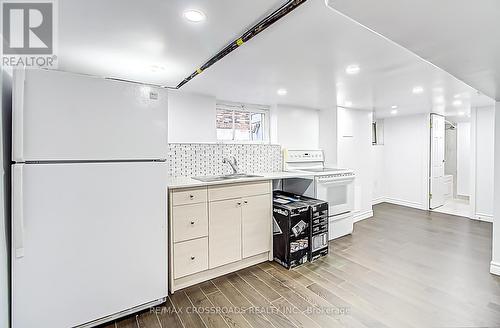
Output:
[[457, 122, 471, 197], [271, 104, 319, 149], [492, 101, 500, 276], [319, 107, 338, 166], [337, 108, 374, 221], [474, 106, 495, 219], [167, 90, 216, 143], [381, 114, 430, 209], [167, 93, 324, 152]]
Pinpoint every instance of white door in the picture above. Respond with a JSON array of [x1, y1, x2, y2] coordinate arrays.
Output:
[[12, 162, 167, 328], [241, 194, 271, 258], [430, 114, 446, 209], [208, 199, 242, 268], [12, 69, 168, 161]]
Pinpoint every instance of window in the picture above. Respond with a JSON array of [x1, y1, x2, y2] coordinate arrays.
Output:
[[216, 102, 269, 142]]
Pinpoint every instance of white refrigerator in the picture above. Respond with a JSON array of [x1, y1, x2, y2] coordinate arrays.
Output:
[[11, 69, 168, 328]]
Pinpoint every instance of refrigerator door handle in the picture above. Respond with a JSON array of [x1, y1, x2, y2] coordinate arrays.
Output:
[[12, 68, 25, 162], [13, 164, 25, 258]]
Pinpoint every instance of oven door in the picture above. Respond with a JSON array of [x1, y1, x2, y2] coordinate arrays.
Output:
[[315, 177, 354, 216], [282, 177, 315, 198]]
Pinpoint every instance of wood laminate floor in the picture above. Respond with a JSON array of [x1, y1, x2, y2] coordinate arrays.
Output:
[[103, 203, 500, 328]]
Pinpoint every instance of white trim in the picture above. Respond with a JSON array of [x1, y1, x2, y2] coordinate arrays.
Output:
[[171, 252, 269, 292], [470, 108, 477, 217], [425, 113, 432, 210], [76, 298, 165, 328], [216, 100, 270, 112], [384, 197, 427, 210], [353, 209, 373, 223], [372, 197, 386, 205], [474, 213, 493, 223], [490, 261, 500, 276]]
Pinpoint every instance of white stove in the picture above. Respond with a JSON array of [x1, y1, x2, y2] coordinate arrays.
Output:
[[282, 149, 355, 240], [284, 150, 354, 176]]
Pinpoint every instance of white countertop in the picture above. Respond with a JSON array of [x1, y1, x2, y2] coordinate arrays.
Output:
[[166, 171, 315, 189]]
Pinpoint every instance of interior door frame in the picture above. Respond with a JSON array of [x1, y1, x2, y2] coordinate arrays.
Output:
[[469, 107, 479, 220], [428, 112, 477, 219], [428, 113, 446, 210]]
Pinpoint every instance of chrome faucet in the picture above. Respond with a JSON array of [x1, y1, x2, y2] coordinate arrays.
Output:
[[222, 156, 239, 174]]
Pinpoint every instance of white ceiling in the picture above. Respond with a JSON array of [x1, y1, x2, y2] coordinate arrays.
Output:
[[57, 0, 283, 86], [181, 0, 493, 117], [326, 0, 500, 102], [55, 0, 495, 118]]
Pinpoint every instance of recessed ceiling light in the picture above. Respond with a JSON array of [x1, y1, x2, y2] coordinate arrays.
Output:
[[150, 64, 166, 72], [277, 88, 287, 96], [453, 99, 463, 106], [391, 105, 398, 109], [345, 64, 360, 75], [183, 9, 206, 22], [345, 101, 352, 107], [453, 94, 461, 98], [412, 86, 424, 94], [458, 111, 465, 116], [390, 109, 398, 115]]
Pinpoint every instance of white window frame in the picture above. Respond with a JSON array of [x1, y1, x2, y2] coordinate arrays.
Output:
[[216, 101, 270, 144]]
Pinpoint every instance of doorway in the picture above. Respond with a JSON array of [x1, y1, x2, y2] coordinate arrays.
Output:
[[429, 113, 471, 217]]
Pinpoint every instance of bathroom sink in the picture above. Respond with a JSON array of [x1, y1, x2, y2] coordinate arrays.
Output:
[[192, 173, 262, 182]]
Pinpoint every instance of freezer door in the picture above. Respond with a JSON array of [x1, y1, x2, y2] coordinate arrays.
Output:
[[12, 162, 167, 328], [12, 69, 168, 161]]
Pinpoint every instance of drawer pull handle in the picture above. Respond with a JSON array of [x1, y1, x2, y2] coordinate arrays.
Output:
[[244, 201, 248, 204], [190, 256, 195, 260], [237, 202, 242, 206], [189, 195, 194, 199], [190, 221, 195, 225]]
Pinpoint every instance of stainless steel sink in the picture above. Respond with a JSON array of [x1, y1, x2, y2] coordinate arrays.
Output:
[[192, 173, 262, 182]]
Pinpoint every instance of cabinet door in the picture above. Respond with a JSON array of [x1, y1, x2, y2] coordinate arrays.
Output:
[[242, 194, 271, 258], [209, 199, 242, 268]]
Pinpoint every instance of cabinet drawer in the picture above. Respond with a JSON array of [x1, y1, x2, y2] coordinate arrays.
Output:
[[174, 238, 208, 279], [172, 203, 208, 242], [208, 181, 270, 201], [172, 187, 207, 206]]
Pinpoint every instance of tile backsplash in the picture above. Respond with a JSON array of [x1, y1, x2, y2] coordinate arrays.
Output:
[[167, 143, 282, 177]]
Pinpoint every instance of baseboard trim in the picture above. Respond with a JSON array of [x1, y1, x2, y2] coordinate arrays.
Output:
[[353, 210, 373, 223], [474, 213, 493, 223], [383, 197, 426, 210], [171, 252, 269, 292], [372, 197, 386, 205], [490, 261, 500, 276]]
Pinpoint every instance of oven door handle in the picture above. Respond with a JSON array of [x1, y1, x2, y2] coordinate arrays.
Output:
[[317, 178, 354, 185]]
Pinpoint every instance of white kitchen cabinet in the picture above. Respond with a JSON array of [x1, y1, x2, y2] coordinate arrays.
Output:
[[209, 199, 243, 268], [172, 203, 208, 243], [173, 238, 209, 279], [172, 187, 207, 206], [168, 180, 272, 292], [242, 194, 272, 258], [208, 181, 270, 201]]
